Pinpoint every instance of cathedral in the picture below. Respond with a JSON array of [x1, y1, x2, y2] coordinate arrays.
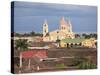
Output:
[[43, 17, 75, 42]]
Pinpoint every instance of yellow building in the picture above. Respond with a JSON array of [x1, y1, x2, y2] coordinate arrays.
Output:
[[43, 17, 75, 42], [60, 38, 96, 48], [60, 41, 66, 47], [82, 38, 96, 48]]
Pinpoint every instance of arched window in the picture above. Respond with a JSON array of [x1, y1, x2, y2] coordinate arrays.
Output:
[[67, 43, 69, 48], [79, 43, 82, 46], [70, 43, 73, 47], [75, 43, 77, 46]]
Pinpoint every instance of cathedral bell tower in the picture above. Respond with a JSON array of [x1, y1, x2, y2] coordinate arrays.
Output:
[[60, 17, 72, 33], [68, 19, 72, 33], [43, 19, 48, 37], [60, 17, 68, 32]]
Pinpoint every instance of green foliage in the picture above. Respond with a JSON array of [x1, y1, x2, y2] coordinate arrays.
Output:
[[14, 31, 43, 37], [82, 33, 97, 39], [14, 33, 22, 37], [56, 39, 61, 47], [78, 60, 96, 69], [29, 31, 43, 36], [15, 39, 28, 51], [55, 63, 65, 68], [56, 39, 61, 43], [30, 31, 35, 36], [72, 58, 97, 69]]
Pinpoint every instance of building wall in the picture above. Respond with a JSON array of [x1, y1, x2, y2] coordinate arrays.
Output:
[[60, 38, 96, 48], [82, 38, 96, 48]]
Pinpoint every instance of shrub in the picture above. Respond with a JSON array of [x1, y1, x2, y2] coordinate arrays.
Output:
[[55, 63, 65, 68]]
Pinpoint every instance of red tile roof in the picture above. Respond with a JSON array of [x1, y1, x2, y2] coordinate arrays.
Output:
[[20, 50, 47, 58]]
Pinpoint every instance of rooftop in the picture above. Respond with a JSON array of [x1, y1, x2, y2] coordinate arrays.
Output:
[[62, 38, 85, 43]]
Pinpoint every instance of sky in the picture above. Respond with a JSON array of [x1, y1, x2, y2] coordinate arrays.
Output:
[[12, 1, 97, 33]]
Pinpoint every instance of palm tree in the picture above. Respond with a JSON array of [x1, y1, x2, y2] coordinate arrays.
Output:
[[56, 39, 61, 47], [15, 39, 28, 51]]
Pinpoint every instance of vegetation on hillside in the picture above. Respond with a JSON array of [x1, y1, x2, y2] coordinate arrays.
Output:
[[13, 31, 43, 37]]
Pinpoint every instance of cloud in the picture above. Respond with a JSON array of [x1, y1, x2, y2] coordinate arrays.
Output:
[[13, 1, 97, 33]]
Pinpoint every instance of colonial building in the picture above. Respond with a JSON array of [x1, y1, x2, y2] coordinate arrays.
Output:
[[43, 17, 75, 42], [81, 38, 96, 48], [60, 38, 96, 48]]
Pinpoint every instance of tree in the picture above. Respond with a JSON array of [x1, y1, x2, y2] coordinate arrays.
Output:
[[14, 32, 21, 37], [30, 31, 43, 36], [82, 33, 97, 39], [56, 39, 61, 47], [35, 33, 43, 36], [90, 33, 97, 39], [15, 39, 28, 51], [76, 58, 96, 69], [75, 34, 80, 38], [30, 31, 35, 36], [85, 35, 91, 39], [22, 33, 30, 37], [82, 34, 91, 39]]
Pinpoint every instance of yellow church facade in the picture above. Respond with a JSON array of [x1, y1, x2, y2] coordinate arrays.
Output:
[[43, 17, 75, 42]]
